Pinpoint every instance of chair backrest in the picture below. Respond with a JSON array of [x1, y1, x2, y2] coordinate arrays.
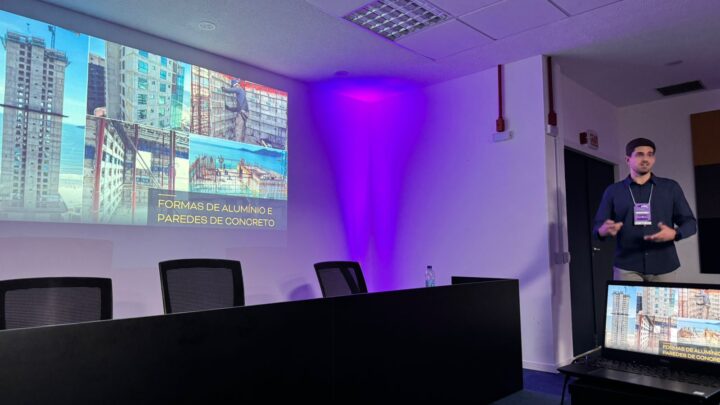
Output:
[[159, 258, 244, 314], [0, 277, 113, 330], [313, 261, 367, 298]]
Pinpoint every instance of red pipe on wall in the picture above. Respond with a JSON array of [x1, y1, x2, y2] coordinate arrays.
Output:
[[547, 56, 558, 126], [496, 64, 505, 132]]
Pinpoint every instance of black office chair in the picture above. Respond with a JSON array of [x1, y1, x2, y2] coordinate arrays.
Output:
[[313, 261, 368, 298], [0, 277, 113, 330], [159, 258, 244, 314]]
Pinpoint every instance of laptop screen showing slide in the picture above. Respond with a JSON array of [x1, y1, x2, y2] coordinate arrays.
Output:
[[559, 281, 720, 400], [604, 281, 720, 368]]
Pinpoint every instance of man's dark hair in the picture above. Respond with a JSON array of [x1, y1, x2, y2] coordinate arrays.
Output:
[[626, 138, 656, 156]]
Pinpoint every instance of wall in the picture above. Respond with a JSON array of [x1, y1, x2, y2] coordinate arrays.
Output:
[[551, 67, 625, 366], [618, 88, 720, 284], [386, 56, 558, 371], [306, 78, 429, 293], [557, 71, 622, 164], [0, 0, 348, 317]]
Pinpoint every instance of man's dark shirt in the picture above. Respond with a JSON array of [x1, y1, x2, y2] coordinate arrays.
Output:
[[222, 86, 249, 114], [593, 174, 696, 274]]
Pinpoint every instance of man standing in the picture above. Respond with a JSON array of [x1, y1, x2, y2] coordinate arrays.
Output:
[[593, 138, 697, 281], [222, 79, 250, 142]]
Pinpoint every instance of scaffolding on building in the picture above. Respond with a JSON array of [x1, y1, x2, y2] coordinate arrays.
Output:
[[85, 116, 189, 224], [241, 80, 288, 150], [190, 66, 210, 135]]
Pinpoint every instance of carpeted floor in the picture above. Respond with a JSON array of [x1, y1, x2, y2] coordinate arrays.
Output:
[[490, 369, 570, 405]]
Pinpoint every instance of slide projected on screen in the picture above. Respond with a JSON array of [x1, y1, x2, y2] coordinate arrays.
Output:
[[0, 10, 287, 229]]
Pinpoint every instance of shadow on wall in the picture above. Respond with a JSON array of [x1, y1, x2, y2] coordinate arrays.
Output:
[[549, 185, 569, 362], [549, 218, 569, 363], [286, 282, 315, 301], [242, 275, 317, 303]]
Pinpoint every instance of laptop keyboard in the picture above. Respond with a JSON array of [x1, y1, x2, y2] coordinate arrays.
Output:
[[592, 358, 720, 388]]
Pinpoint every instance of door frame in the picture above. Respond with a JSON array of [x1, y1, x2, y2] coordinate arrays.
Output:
[[563, 146, 618, 355]]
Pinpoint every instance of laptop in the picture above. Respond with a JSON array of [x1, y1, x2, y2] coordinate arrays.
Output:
[[559, 280, 720, 401]]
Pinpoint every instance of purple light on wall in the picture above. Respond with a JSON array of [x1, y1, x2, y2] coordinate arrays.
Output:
[[338, 88, 388, 103], [309, 78, 426, 292], [309, 82, 372, 262], [367, 88, 427, 291], [331, 77, 419, 103]]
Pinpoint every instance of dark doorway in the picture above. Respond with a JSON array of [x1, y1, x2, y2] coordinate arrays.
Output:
[[564, 148, 616, 355], [690, 110, 720, 273]]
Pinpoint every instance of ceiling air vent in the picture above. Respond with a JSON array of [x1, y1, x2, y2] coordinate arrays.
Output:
[[344, 0, 448, 41], [656, 80, 705, 96]]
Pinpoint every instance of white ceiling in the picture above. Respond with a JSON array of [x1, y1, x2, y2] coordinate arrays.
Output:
[[32, 0, 720, 106]]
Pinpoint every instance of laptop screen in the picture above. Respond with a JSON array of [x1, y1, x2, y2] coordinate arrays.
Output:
[[605, 282, 720, 365]]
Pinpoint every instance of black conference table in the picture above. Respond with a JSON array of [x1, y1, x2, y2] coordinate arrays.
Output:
[[0, 278, 522, 403]]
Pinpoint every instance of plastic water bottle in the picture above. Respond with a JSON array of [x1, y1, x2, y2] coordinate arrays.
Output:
[[425, 265, 435, 287]]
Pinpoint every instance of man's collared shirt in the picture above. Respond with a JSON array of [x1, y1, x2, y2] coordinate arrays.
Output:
[[593, 174, 697, 274]]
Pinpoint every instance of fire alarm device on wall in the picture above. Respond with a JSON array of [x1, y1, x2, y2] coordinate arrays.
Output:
[[588, 131, 599, 149], [579, 131, 599, 149]]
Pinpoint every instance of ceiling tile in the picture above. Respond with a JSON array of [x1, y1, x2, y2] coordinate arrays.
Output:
[[551, 0, 621, 16], [305, 0, 371, 17], [460, 0, 567, 39], [429, 0, 500, 16], [19, 0, 720, 106], [396, 19, 493, 60]]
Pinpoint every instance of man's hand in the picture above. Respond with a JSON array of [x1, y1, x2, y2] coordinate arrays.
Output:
[[598, 219, 623, 237], [644, 222, 677, 242]]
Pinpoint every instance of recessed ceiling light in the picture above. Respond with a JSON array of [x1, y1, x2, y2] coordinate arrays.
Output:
[[344, 0, 448, 41], [198, 21, 217, 31]]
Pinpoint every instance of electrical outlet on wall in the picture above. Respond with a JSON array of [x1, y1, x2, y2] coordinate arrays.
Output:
[[546, 125, 559, 137], [492, 131, 513, 142]]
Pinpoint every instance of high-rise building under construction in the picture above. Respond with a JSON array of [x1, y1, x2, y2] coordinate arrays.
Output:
[[105, 43, 184, 129], [243, 81, 287, 150], [0, 30, 68, 218], [189, 66, 235, 139], [87, 53, 106, 115]]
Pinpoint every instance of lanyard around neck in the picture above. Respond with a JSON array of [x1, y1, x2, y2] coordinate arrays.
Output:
[[629, 183, 653, 205]]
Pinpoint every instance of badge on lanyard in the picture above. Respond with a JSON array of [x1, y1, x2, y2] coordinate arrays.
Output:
[[629, 184, 653, 226], [634, 203, 652, 226]]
